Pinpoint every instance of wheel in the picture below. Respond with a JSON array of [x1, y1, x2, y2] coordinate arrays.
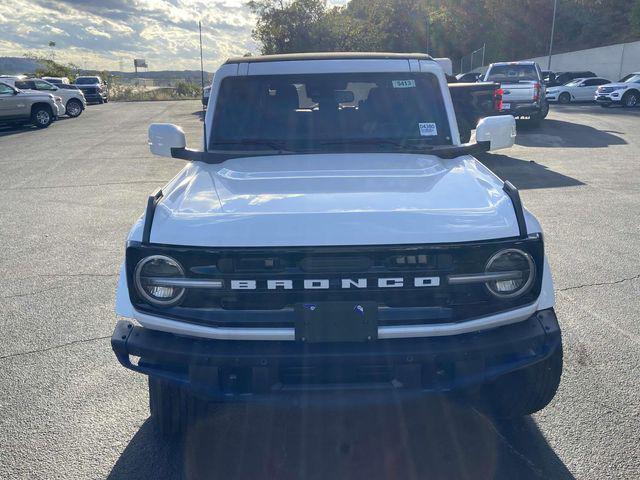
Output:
[[558, 92, 571, 104], [65, 99, 83, 118], [148, 377, 215, 438], [104, 97, 109, 103], [622, 91, 639, 108], [539, 100, 550, 119], [457, 117, 472, 143], [31, 105, 53, 128], [477, 346, 563, 418], [98, 97, 104, 105]]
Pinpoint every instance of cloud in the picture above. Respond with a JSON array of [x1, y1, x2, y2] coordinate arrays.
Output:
[[0, 0, 259, 71], [85, 26, 112, 39]]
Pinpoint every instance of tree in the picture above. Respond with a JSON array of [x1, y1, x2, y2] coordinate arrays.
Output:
[[248, 0, 338, 54], [632, 0, 640, 35], [24, 53, 78, 80], [247, 0, 639, 67]]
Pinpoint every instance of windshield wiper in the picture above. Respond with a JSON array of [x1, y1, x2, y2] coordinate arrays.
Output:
[[210, 139, 293, 151], [317, 138, 437, 150], [170, 140, 491, 163]]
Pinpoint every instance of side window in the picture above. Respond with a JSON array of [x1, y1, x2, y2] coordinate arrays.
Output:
[[583, 79, 597, 86], [15, 81, 35, 89], [35, 81, 56, 90], [0, 83, 14, 95]]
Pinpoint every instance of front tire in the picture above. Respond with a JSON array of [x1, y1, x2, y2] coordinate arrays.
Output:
[[539, 99, 550, 119], [477, 346, 563, 418], [31, 106, 53, 128], [148, 377, 217, 438], [622, 91, 639, 108], [66, 99, 83, 118], [558, 92, 571, 104]]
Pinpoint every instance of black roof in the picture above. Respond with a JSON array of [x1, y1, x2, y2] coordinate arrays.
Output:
[[225, 52, 434, 64]]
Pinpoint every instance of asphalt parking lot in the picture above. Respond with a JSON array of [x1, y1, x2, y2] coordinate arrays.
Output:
[[1, 101, 639, 480]]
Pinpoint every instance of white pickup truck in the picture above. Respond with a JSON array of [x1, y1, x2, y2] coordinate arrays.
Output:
[[111, 53, 562, 437], [484, 61, 549, 125]]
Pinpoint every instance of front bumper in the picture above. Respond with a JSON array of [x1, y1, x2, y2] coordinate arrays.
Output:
[[55, 102, 65, 117], [82, 92, 107, 103], [111, 308, 561, 404], [595, 93, 621, 104]]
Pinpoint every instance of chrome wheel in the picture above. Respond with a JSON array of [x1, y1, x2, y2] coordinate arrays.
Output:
[[66, 100, 82, 117], [624, 92, 638, 107], [36, 110, 50, 125]]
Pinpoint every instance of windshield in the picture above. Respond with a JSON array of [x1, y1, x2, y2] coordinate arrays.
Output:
[[622, 74, 640, 83], [75, 77, 99, 84], [209, 72, 452, 152], [486, 64, 538, 82]]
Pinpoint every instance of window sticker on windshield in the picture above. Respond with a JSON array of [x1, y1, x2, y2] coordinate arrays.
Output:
[[392, 79, 416, 89], [419, 122, 438, 136]]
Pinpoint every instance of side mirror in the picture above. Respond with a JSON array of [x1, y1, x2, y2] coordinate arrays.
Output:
[[148, 123, 186, 157], [475, 115, 516, 151]]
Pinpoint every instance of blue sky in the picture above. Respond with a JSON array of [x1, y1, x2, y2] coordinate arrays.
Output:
[[0, 1, 347, 71]]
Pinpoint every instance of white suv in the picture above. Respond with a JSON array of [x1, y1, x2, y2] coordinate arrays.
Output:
[[595, 72, 640, 108], [111, 53, 562, 437]]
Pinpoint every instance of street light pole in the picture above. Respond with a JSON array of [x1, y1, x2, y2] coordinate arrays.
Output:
[[426, 16, 430, 55], [547, 0, 558, 71]]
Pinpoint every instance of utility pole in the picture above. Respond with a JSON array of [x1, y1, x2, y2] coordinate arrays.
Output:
[[426, 16, 430, 55], [199, 20, 207, 151], [199, 21, 205, 91], [547, 0, 558, 70]]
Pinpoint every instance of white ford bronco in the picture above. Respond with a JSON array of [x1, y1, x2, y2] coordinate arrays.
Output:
[[112, 53, 562, 436]]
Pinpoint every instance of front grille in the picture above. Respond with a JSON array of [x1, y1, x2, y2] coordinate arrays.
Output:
[[80, 87, 97, 94], [127, 237, 544, 328]]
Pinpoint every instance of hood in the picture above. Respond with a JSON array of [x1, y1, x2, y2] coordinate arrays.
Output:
[[143, 153, 521, 247], [599, 82, 628, 90]]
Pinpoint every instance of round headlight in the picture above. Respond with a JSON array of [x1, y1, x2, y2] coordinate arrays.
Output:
[[134, 255, 186, 307], [484, 249, 535, 299]]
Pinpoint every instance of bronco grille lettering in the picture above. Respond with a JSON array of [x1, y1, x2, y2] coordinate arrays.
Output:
[[230, 277, 440, 290]]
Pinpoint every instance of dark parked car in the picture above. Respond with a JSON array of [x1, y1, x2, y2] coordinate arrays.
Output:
[[73, 76, 109, 104], [546, 71, 596, 87], [449, 81, 502, 142], [455, 72, 482, 83]]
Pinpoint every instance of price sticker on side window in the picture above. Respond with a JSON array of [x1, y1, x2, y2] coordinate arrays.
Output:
[[392, 79, 416, 89], [419, 122, 438, 137]]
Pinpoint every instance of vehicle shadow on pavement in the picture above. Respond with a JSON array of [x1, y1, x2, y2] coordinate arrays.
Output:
[[476, 152, 584, 190], [192, 110, 206, 122], [0, 124, 35, 138], [514, 119, 626, 149], [108, 398, 575, 480], [551, 104, 640, 117]]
